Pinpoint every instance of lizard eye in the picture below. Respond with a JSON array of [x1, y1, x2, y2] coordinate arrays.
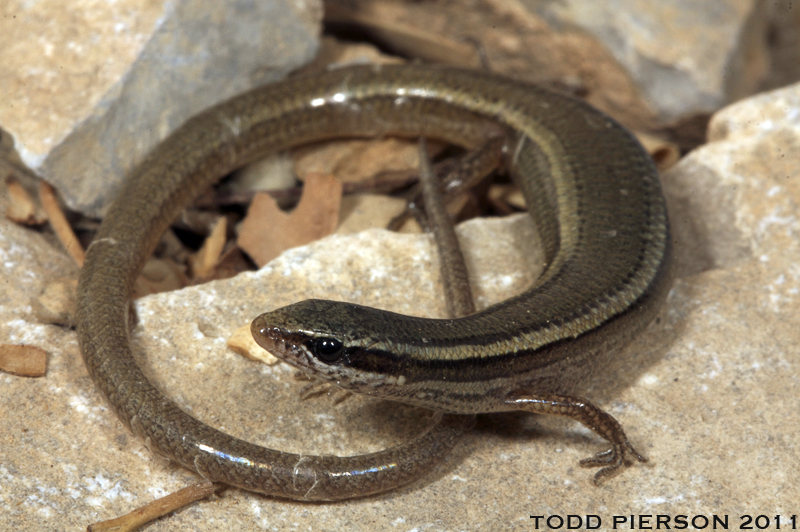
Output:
[[311, 337, 344, 363]]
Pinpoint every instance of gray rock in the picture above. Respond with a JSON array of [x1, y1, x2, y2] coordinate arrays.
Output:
[[10, 0, 321, 217], [529, 0, 772, 120]]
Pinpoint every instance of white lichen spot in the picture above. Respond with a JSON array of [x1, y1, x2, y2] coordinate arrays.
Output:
[[640, 373, 660, 386], [756, 208, 796, 239], [368, 266, 388, 283], [757, 119, 775, 132], [147, 486, 168, 499], [497, 274, 515, 288], [41, 40, 55, 57], [68, 394, 93, 416], [0, 465, 14, 482], [83, 474, 135, 506], [29, 501, 53, 518], [764, 273, 795, 312], [248, 499, 263, 518]]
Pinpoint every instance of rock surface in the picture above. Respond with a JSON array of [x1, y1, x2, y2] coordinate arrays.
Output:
[[3, 1, 800, 528], [3, 80, 800, 529], [530, 0, 771, 120], [0, 0, 321, 217]]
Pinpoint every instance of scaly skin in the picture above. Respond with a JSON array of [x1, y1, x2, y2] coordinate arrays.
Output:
[[77, 64, 672, 498]]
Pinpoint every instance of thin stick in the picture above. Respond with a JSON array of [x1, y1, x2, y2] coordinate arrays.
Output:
[[87, 480, 220, 532], [38, 181, 85, 266]]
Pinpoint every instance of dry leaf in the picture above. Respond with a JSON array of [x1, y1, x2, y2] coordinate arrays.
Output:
[[39, 181, 85, 266], [635, 130, 681, 171], [294, 138, 438, 185], [237, 173, 343, 267], [228, 154, 296, 195], [488, 184, 526, 214], [5, 175, 46, 225], [32, 278, 77, 327], [133, 259, 187, 298], [482, 0, 548, 31], [324, 0, 659, 131], [194, 247, 252, 283], [189, 217, 227, 279], [227, 324, 278, 365], [0, 344, 47, 377], [337, 193, 411, 234], [300, 36, 405, 75], [324, 0, 480, 67]]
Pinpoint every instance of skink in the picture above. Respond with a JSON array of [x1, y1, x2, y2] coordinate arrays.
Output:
[[76, 64, 673, 501]]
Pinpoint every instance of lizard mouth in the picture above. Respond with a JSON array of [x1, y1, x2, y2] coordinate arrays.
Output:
[[250, 316, 309, 370]]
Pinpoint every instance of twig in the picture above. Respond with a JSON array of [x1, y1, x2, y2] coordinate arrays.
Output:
[[38, 181, 85, 266], [87, 480, 221, 532]]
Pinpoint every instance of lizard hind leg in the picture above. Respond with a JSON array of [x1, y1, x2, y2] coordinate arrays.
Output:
[[505, 391, 646, 485]]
